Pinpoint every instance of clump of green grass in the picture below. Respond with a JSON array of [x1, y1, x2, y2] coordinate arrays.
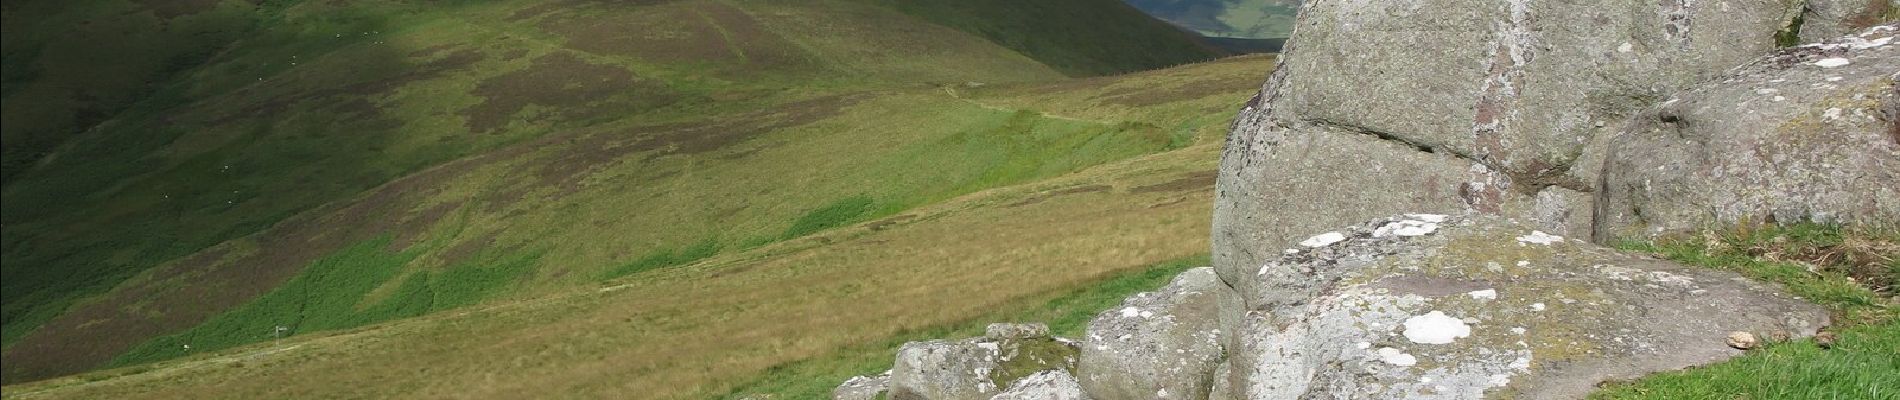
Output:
[[602, 238, 723, 279], [783, 196, 877, 240], [1592, 224, 1898, 399], [720, 255, 1207, 399], [108, 236, 541, 368]]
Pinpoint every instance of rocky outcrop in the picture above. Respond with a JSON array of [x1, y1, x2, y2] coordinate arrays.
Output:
[[834, 371, 891, 400], [1212, 0, 1897, 295], [1597, 25, 1900, 238], [1225, 214, 1828, 399], [887, 323, 1079, 400], [1077, 267, 1227, 400], [1799, 0, 1900, 43], [853, 215, 1830, 400]]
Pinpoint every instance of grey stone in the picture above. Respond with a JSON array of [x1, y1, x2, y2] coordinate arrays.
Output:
[[891, 340, 1001, 400], [1214, 0, 1811, 299], [888, 333, 1080, 400], [1223, 214, 1829, 399], [1077, 268, 1226, 400], [1597, 24, 1900, 240], [1799, 0, 1900, 43], [834, 371, 891, 400], [989, 370, 1092, 400], [986, 323, 1051, 341]]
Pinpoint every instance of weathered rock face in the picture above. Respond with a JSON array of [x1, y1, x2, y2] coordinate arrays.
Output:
[[1077, 267, 1226, 400], [1226, 214, 1830, 399], [1799, 0, 1900, 42], [1597, 24, 1900, 239], [1213, 0, 1827, 291], [990, 370, 1093, 400], [887, 323, 1079, 400]]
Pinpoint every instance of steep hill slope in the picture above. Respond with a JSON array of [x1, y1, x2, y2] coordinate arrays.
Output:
[[2, 55, 1273, 399], [0, 0, 1229, 384], [1124, 0, 1301, 38]]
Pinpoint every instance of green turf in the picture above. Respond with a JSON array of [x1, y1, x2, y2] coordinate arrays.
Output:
[[104, 235, 544, 367]]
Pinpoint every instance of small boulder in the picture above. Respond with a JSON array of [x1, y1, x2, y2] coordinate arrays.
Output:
[[986, 323, 1051, 341], [888, 325, 1080, 400], [1077, 267, 1227, 400], [1727, 332, 1760, 350], [834, 371, 891, 400], [989, 370, 1092, 400]]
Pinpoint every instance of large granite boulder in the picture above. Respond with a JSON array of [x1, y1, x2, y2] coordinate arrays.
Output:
[[1214, 0, 1819, 291], [1597, 24, 1900, 239], [1077, 267, 1227, 400], [888, 323, 1079, 400], [1224, 214, 1829, 399]]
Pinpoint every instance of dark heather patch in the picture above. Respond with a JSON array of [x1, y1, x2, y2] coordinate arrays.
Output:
[[192, 49, 483, 127], [463, 52, 677, 134], [1007, 184, 1115, 207], [435, 231, 502, 268], [0, 151, 495, 382], [542, 4, 741, 65], [389, 200, 465, 250], [483, 94, 862, 207], [1130, 170, 1218, 193], [136, 0, 222, 19], [500, 48, 529, 61], [1097, 74, 1262, 108], [538, 2, 807, 75]]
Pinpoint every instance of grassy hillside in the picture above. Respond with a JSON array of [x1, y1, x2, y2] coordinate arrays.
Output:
[[0, 0, 1226, 382], [0, 56, 1273, 398], [1123, 0, 1301, 39], [876, 0, 1227, 75]]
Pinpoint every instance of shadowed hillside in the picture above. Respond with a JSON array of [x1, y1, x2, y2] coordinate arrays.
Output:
[[1123, 0, 1301, 39], [0, 0, 1230, 385]]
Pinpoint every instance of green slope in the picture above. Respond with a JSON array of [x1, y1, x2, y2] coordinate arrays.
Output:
[[0, 0, 1232, 383], [0, 56, 1270, 399]]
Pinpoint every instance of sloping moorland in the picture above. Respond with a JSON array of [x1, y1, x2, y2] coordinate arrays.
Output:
[[0, 0, 1257, 394]]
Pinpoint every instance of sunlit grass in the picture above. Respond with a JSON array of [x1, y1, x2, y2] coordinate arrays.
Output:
[[1593, 225, 1899, 399]]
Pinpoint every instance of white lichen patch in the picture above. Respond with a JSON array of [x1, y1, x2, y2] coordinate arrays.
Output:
[[1300, 232, 1348, 247], [1824, 108, 1843, 120], [1516, 230, 1564, 245], [1120, 307, 1142, 318], [1376, 347, 1418, 366], [1402, 311, 1472, 344], [1375, 219, 1439, 237], [1467, 289, 1498, 300], [1813, 57, 1852, 68], [1488, 374, 1512, 387], [1530, 303, 1547, 312], [1617, 42, 1633, 53]]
